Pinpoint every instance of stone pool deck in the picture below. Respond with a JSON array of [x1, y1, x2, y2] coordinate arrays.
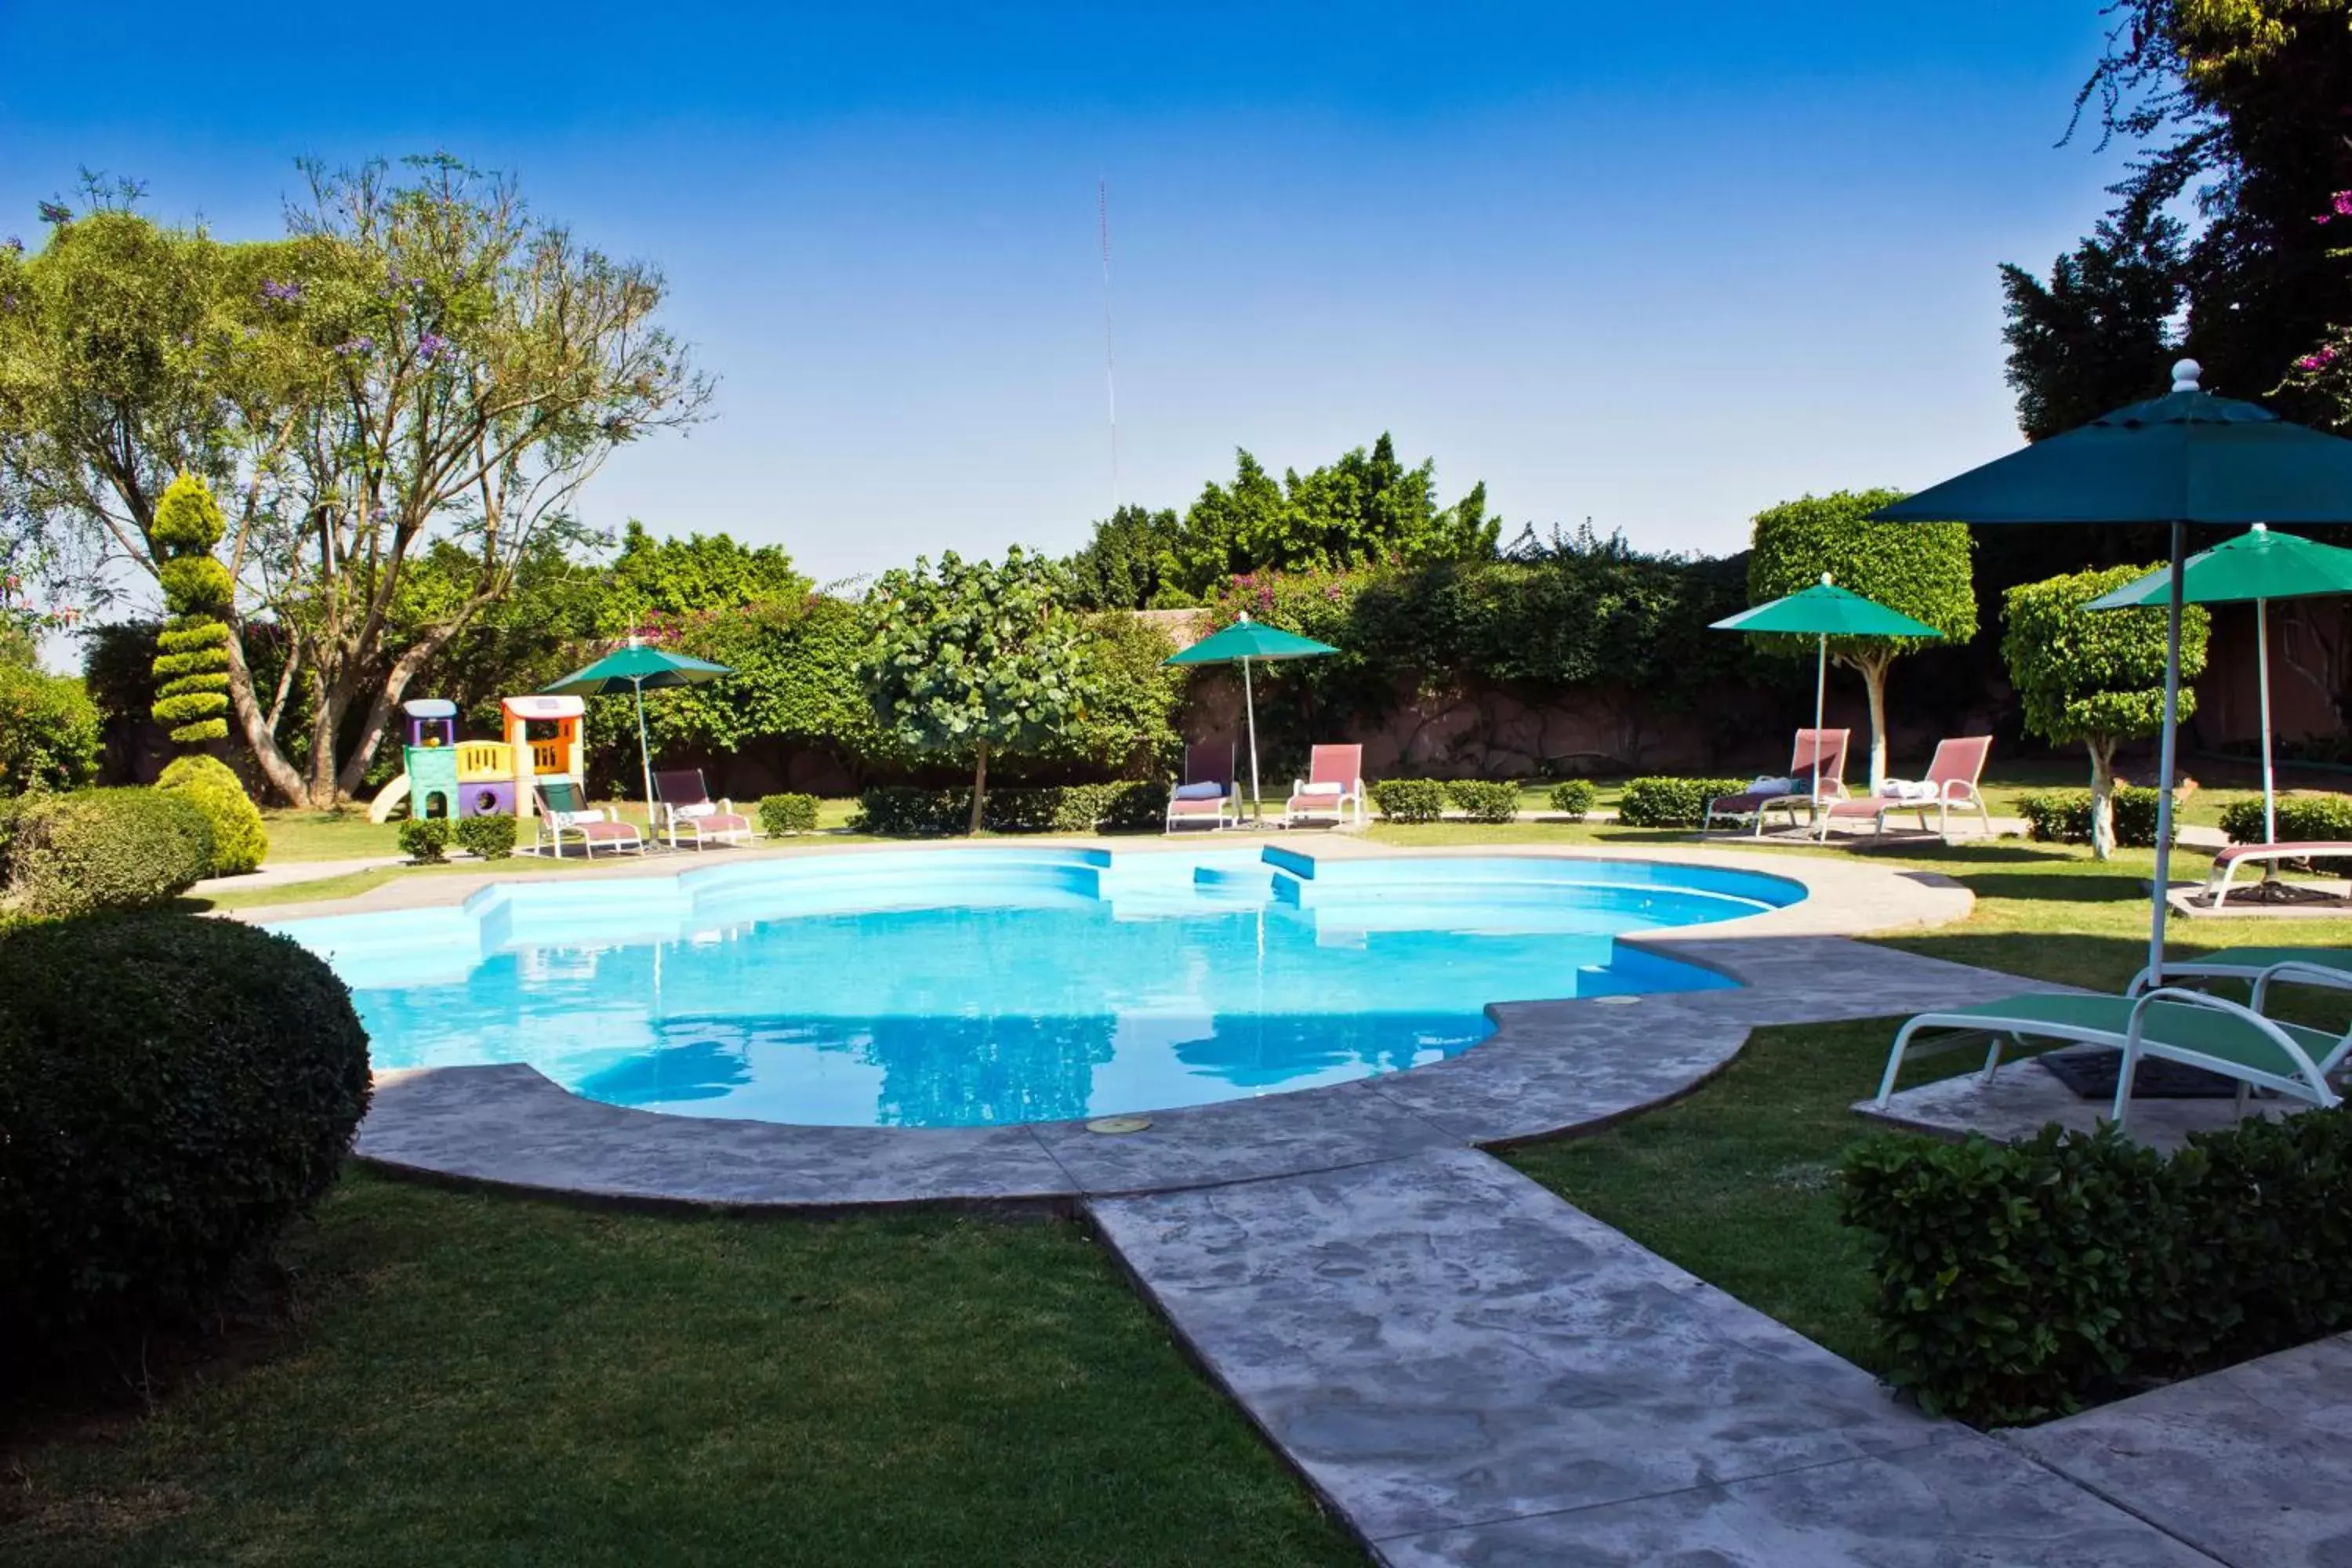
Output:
[[271, 838, 2331, 1564]]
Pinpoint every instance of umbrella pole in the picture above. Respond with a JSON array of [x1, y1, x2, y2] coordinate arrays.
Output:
[[634, 675, 658, 848], [2146, 520, 2187, 988], [1813, 633, 1828, 837], [1242, 655, 1262, 826], [2258, 597, 2277, 848]]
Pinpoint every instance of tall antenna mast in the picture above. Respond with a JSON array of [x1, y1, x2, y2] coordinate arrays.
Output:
[[1098, 177, 1120, 515]]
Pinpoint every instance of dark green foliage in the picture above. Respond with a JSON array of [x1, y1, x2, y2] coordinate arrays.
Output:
[[2016, 788, 2175, 849], [146, 475, 234, 748], [1999, 195, 2187, 441], [1065, 505, 1189, 609], [2220, 793, 2352, 844], [600, 519, 811, 630], [453, 814, 517, 860], [758, 793, 820, 835], [0, 788, 214, 917], [0, 913, 371, 1341], [1616, 777, 1748, 829], [1369, 779, 1447, 823], [1842, 1108, 2352, 1428], [1445, 779, 1520, 823], [1548, 779, 1598, 821], [156, 754, 267, 875], [0, 660, 101, 793], [850, 782, 1165, 837], [397, 817, 451, 864]]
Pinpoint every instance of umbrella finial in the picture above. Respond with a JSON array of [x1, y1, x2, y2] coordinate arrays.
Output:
[[2172, 358, 2202, 393], [2252, 521, 2268, 535], [1819, 572, 1833, 586]]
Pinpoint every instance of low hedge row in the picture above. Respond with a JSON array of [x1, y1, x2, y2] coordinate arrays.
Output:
[[397, 816, 452, 863], [851, 782, 1164, 836], [1548, 779, 1598, 821], [0, 787, 215, 916], [1617, 776, 1746, 829], [2016, 787, 2174, 848], [455, 814, 517, 860], [1841, 1112, 2352, 1428], [758, 793, 820, 835], [0, 913, 372, 1343], [2219, 793, 2352, 845], [1446, 780, 1521, 823], [1368, 780, 1446, 823]]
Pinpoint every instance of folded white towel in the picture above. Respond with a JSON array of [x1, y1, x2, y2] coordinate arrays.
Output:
[[1295, 781, 1345, 797], [1877, 779, 1938, 802]]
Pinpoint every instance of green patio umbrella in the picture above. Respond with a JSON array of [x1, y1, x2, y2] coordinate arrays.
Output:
[[1710, 576, 1944, 781], [545, 637, 733, 839], [1875, 360, 2352, 982], [2087, 524, 2352, 851], [1164, 615, 1340, 824]]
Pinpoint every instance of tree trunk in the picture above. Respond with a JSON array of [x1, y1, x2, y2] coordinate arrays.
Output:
[[1860, 655, 1891, 791], [2087, 740, 2118, 862], [223, 626, 310, 806], [968, 740, 989, 835], [307, 684, 347, 810]]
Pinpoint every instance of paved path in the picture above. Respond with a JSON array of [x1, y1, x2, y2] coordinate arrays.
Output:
[[2008, 1332, 2352, 1567], [1093, 1148, 2219, 1566], [193, 854, 401, 898]]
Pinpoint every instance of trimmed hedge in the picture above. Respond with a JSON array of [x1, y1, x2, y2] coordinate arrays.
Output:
[[1446, 780, 1521, 824], [1548, 779, 1598, 822], [454, 814, 517, 860], [0, 913, 372, 1341], [157, 754, 268, 876], [2219, 793, 2352, 845], [2016, 787, 2174, 849], [851, 782, 1164, 836], [397, 817, 452, 864], [0, 788, 215, 917], [758, 793, 820, 835], [1841, 1112, 2352, 1428], [1617, 776, 1747, 829], [1370, 779, 1447, 823], [0, 661, 103, 793]]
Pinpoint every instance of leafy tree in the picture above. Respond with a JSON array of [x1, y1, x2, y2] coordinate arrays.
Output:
[[2002, 564, 2209, 860], [0, 158, 710, 806], [861, 549, 1096, 833], [1171, 434, 1498, 596], [1999, 194, 2187, 441], [600, 520, 811, 630], [628, 593, 880, 782], [1064, 505, 1186, 610], [2053, 0, 2352, 430], [146, 472, 234, 746], [1746, 492, 1976, 786], [0, 659, 100, 793]]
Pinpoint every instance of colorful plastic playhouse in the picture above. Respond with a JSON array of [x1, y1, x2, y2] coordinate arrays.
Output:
[[367, 694, 589, 823]]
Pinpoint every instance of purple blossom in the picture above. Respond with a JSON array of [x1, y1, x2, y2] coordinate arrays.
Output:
[[2336, 191, 2352, 216], [258, 278, 303, 306], [2296, 346, 2341, 372], [35, 201, 70, 226], [416, 332, 452, 361], [332, 335, 376, 358]]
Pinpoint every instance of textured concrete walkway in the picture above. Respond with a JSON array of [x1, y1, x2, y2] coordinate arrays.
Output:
[[1092, 1149, 2219, 1566], [2007, 1332, 2352, 1568]]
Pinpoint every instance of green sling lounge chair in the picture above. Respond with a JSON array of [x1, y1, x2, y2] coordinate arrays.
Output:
[[1872, 989, 2346, 1130], [2129, 946, 2352, 1004]]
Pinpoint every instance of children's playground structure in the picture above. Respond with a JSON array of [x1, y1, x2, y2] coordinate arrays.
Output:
[[367, 695, 589, 824]]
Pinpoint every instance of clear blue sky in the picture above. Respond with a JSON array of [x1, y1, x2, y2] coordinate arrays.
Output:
[[0, 2, 2131, 583]]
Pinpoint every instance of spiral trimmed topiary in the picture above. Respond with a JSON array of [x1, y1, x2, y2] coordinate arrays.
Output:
[[148, 474, 235, 747]]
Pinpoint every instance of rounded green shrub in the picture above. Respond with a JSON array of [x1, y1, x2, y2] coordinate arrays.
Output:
[[0, 788, 215, 917], [758, 792, 820, 836], [2016, 788, 2175, 849], [1548, 779, 1598, 821], [0, 662, 102, 793], [397, 816, 452, 864], [2220, 792, 2352, 845], [1445, 779, 1521, 824], [1369, 779, 1447, 823], [0, 913, 372, 1341], [157, 754, 268, 876], [1616, 777, 1748, 829], [454, 813, 517, 859]]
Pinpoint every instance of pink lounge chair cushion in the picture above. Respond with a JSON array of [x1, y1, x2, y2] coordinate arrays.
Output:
[[569, 818, 639, 841], [677, 811, 750, 835], [1169, 794, 1230, 815]]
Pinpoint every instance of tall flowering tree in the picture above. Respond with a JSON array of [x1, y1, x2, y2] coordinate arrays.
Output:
[[0, 160, 710, 806], [2282, 189, 2352, 427]]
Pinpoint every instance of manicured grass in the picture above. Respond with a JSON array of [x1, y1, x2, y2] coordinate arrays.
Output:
[[259, 809, 403, 862], [1, 1172, 1364, 1568]]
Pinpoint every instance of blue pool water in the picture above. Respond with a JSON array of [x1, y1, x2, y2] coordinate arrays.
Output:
[[270, 848, 1801, 1128]]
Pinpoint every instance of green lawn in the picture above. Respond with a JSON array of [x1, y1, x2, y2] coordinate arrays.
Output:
[[2, 1173, 1363, 1568]]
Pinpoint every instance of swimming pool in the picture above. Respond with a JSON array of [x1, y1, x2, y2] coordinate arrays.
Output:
[[271, 847, 1802, 1128]]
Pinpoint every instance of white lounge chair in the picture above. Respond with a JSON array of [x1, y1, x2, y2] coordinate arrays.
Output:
[[532, 779, 644, 858], [1872, 989, 2346, 1130], [1820, 735, 1994, 843], [1704, 728, 1849, 838], [1284, 745, 1366, 829], [653, 768, 755, 850], [1166, 742, 1242, 832], [2129, 946, 2352, 1003]]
